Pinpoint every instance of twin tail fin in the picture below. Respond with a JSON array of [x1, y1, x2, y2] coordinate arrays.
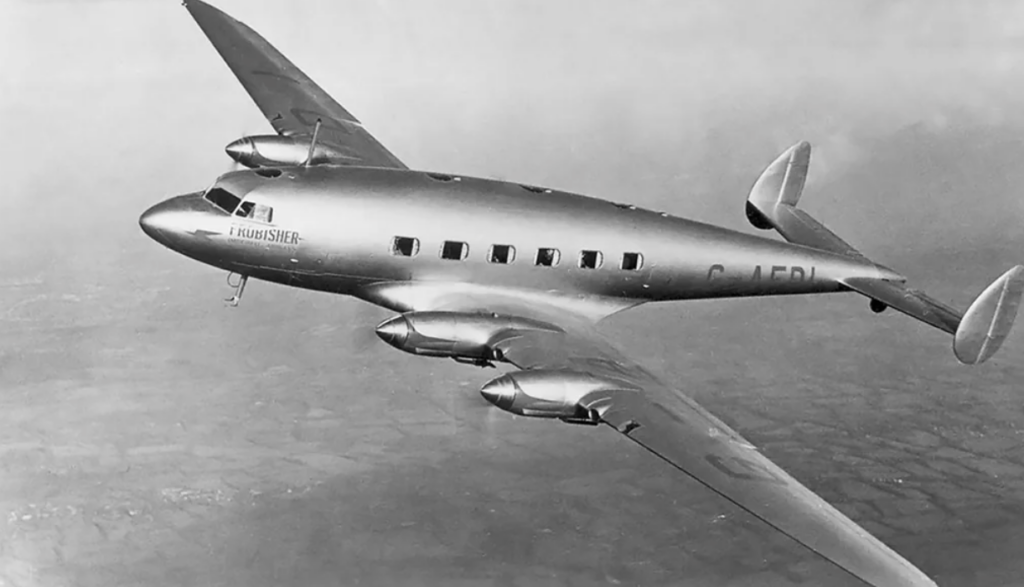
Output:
[[747, 141, 1023, 365]]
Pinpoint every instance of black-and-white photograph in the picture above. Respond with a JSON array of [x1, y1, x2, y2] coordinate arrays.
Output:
[[3, 1, 1023, 586]]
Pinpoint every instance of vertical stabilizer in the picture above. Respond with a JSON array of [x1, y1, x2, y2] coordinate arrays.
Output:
[[954, 266, 1024, 364], [749, 142, 1023, 364]]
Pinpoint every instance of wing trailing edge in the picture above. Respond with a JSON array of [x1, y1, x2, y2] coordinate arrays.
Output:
[[183, 0, 407, 169], [491, 327, 940, 587], [748, 141, 1022, 364]]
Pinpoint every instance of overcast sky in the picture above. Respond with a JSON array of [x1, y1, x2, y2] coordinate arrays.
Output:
[[2, 0, 1023, 280]]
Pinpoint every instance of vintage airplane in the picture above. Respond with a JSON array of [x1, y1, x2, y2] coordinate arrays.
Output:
[[140, 2, 1022, 586]]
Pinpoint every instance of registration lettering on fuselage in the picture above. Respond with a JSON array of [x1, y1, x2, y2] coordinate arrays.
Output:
[[706, 264, 816, 282]]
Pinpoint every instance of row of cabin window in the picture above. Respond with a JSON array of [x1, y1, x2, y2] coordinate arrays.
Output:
[[390, 236, 644, 271]]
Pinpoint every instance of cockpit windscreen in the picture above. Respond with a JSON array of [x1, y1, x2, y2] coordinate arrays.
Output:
[[204, 187, 241, 214]]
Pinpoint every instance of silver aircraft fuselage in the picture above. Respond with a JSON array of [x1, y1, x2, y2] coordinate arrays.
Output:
[[140, 165, 899, 316], [138, 4, 1024, 584]]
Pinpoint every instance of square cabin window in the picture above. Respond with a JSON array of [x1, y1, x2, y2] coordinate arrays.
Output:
[[621, 252, 643, 271], [391, 236, 419, 257], [440, 240, 469, 261], [578, 250, 603, 269], [488, 244, 516, 264], [535, 248, 560, 267]]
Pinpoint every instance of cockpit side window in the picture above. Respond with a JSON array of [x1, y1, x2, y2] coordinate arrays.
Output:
[[204, 187, 241, 214], [253, 203, 274, 223], [233, 199, 274, 223], [235, 201, 255, 218]]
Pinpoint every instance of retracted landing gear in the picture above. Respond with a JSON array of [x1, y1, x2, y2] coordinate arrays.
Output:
[[225, 272, 248, 307]]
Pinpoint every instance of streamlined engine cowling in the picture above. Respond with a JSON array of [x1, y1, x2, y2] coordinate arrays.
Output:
[[374, 312, 562, 363], [225, 135, 352, 168], [480, 370, 635, 424]]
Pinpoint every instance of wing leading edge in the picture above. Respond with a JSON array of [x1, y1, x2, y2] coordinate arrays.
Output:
[[487, 326, 938, 587], [185, 0, 407, 169]]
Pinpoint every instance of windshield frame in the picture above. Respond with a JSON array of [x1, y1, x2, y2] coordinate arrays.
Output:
[[203, 185, 242, 215]]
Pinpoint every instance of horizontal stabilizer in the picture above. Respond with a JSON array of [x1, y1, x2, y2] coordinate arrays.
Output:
[[954, 266, 1024, 364], [841, 278, 961, 335], [747, 142, 1022, 364], [843, 266, 1024, 364]]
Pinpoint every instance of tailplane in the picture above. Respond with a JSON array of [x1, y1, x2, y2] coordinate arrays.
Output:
[[747, 141, 1023, 364]]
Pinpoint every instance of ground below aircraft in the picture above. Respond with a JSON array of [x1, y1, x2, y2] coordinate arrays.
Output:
[[138, 2, 1024, 586]]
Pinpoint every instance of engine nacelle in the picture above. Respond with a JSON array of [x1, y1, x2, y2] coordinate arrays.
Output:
[[375, 312, 562, 364], [480, 370, 630, 423], [225, 135, 351, 168]]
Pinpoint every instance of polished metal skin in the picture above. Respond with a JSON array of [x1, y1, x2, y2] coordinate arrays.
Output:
[[141, 3, 1024, 587], [225, 135, 355, 169], [141, 165, 899, 314], [376, 312, 562, 363], [480, 370, 627, 422]]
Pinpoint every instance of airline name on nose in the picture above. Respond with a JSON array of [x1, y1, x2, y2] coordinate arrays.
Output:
[[229, 224, 300, 245]]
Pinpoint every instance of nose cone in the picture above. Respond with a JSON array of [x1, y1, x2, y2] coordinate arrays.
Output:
[[139, 193, 208, 250], [375, 315, 411, 349], [225, 137, 255, 167], [480, 375, 517, 411], [139, 200, 172, 244]]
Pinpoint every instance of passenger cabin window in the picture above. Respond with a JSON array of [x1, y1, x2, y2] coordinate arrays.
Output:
[[621, 252, 643, 271], [440, 240, 469, 261], [535, 248, 560, 267], [488, 244, 516, 264], [204, 187, 241, 214], [578, 250, 603, 269], [391, 236, 420, 257]]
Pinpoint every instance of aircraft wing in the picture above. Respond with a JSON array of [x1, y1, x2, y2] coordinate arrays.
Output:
[[483, 324, 937, 587], [185, 0, 407, 169]]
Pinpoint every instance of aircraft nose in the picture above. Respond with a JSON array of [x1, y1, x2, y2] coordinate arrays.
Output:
[[480, 375, 517, 410], [225, 137, 254, 166], [139, 193, 206, 248], [139, 200, 172, 242], [375, 315, 411, 348]]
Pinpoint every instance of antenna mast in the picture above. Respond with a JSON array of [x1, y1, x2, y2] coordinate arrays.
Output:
[[304, 119, 323, 167]]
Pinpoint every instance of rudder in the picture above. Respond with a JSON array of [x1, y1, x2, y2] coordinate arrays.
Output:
[[954, 266, 1024, 364], [748, 142, 1023, 364], [745, 142, 868, 261], [747, 140, 810, 226]]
